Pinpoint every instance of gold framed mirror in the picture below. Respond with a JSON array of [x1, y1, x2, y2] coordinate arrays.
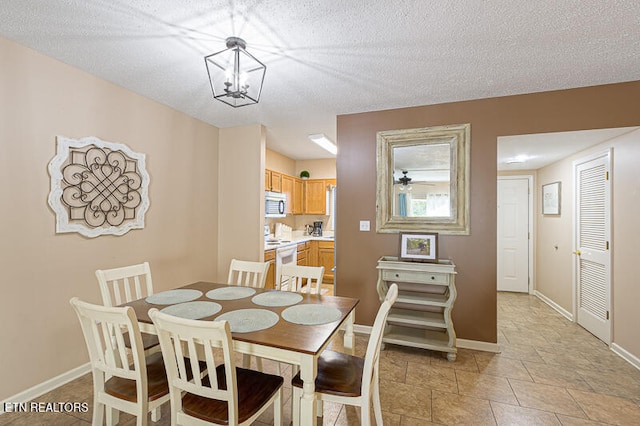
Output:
[[376, 123, 470, 235]]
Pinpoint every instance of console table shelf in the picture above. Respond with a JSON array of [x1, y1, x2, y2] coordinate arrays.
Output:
[[377, 256, 457, 361]]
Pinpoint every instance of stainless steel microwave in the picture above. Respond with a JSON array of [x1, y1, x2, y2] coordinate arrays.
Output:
[[265, 191, 286, 218]]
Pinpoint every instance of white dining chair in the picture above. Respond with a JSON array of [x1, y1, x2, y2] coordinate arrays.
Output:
[[226, 258, 271, 371], [70, 297, 170, 426], [227, 259, 270, 288], [276, 264, 325, 295], [291, 283, 399, 426], [149, 308, 284, 426], [95, 262, 160, 353]]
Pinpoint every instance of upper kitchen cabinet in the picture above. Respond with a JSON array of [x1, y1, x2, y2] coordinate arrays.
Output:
[[265, 169, 282, 192], [281, 174, 294, 214], [293, 178, 303, 214], [304, 179, 336, 215]]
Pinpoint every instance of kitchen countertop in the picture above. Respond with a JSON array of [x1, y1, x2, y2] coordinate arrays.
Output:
[[264, 234, 334, 251]]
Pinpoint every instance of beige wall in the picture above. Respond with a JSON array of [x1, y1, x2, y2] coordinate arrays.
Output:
[[535, 128, 640, 357], [265, 148, 296, 175], [217, 125, 266, 280], [336, 81, 640, 346], [0, 37, 219, 400], [536, 161, 574, 307], [296, 158, 336, 179]]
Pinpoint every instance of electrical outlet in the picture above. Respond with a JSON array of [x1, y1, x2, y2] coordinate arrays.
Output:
[[359, 220, 370, 231]]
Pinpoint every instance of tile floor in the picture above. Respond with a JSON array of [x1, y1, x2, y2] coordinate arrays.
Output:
[[2, 292, 640, 425]]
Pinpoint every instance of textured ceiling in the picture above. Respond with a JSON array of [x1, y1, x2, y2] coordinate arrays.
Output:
[[1, 1, 639, 160]]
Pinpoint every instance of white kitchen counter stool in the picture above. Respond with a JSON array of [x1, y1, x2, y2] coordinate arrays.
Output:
[[291, 284, 398, 426], [276, 264, 325, 294], [149, 309, 283, 426], [70, 297, 170, 426]]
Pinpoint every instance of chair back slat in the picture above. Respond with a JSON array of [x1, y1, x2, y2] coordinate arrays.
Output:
[[70, 297, 145, 383], [150, 309, 240, 421], [276, 264, 325, 294], [227, 259, 269, 288], [96, 262, 153, 306]]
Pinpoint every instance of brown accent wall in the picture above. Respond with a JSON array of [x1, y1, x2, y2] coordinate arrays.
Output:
[[336, 81, 640, 343]]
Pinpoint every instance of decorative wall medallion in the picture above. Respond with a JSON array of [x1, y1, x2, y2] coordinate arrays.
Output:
[[48, 136, 150, 238]]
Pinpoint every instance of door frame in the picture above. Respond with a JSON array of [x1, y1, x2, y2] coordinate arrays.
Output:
[[571, 148, 612, 343], [497, 175, 534, 294]]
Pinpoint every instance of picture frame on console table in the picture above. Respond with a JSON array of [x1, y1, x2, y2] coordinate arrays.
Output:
[[399, 232, 438, 262]]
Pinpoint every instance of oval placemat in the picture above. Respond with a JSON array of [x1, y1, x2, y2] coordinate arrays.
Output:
[[145, 289, 203, 305], [214, 309, 279, 333], [281, 304, 342, 325], [206, 286, 256, 300], [252, 291, 303, 307], [160, 301, 222, 320]]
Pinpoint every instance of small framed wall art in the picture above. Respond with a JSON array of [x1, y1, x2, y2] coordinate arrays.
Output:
[[399, 232, 438, 262], [542, 181, 561, 215]]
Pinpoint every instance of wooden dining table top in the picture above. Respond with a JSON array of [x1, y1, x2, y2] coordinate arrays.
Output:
[[123, 281, 359, 356]]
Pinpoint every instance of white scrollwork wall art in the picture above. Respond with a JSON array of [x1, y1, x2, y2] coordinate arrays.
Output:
[[48, 136, 150, 238]]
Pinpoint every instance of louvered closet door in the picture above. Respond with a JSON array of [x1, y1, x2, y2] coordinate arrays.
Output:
[[575, 150, 611, 344]]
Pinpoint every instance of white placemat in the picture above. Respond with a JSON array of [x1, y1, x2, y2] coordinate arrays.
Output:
[[252, 291, 303, 307], [206, 286, 256, 300], [214, 309, 279, 333], [145, 289, 203, 305], [281, 304, 342, 325], [160, 301, 222, 320]]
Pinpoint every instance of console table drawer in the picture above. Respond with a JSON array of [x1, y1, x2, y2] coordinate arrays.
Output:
[[382, 269, 448, 285]]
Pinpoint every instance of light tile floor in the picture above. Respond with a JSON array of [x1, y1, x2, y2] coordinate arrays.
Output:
[[2, 292, 640, 425]]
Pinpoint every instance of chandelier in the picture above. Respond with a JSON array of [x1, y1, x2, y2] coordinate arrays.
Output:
[[204, 37, 266, 108]]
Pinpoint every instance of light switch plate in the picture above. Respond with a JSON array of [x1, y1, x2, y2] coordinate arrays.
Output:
[[359, 220, 370, 231]]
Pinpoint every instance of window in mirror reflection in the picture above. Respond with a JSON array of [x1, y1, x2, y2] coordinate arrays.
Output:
[[392, 143, 451, 218]]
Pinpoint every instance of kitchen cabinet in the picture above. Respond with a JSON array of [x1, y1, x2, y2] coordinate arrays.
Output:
[[281, 175, 294, 214], [265, 169, 282, 193], [293, 178, 303, 214], [309, 240, 334, 283], [318, 241, 335, 283], [304, 179, 335, 214], [296, 241, 309, 266], [376, 256, 457, 361], [264, 249, 276, 289]]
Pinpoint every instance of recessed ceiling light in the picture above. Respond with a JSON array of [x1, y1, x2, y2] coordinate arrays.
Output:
[[308, 134, 337, 155], [505, 155, 530, 164]]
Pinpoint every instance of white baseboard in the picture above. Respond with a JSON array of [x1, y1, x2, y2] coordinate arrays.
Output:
[[534, 290, 573, 321], [0, 363, 90, 414], [457, 338, 501, 353], [352, 323, 500, 353], [611, 343, 640, 371], [353, 324, 372, 335]]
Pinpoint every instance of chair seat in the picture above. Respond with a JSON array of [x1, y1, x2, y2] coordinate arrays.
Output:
[[291, 350, 364, 398], [105, 352, 203, 403], [123, 331, 160, 351], [183, 366, 284, 424]]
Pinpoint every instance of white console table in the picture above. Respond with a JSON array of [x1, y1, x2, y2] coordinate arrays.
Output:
[[376, 256, 457, 361]]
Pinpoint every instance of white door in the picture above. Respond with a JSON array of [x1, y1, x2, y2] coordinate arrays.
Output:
[[574, 150, 611, 344], [497, 177, 530, 292]]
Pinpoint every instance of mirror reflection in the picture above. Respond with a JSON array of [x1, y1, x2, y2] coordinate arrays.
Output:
[[376, 124, 470, 235], [393, 143, 451, 217]]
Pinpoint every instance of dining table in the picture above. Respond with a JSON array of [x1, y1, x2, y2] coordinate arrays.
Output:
[[122, 281, 358, 426]]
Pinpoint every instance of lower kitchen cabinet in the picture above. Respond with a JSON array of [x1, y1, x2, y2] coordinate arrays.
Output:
[[296, 241, 309, 266], [264, 249, 275, 289], [318, 241, 334, 283], [309, 240, 334, 283]]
